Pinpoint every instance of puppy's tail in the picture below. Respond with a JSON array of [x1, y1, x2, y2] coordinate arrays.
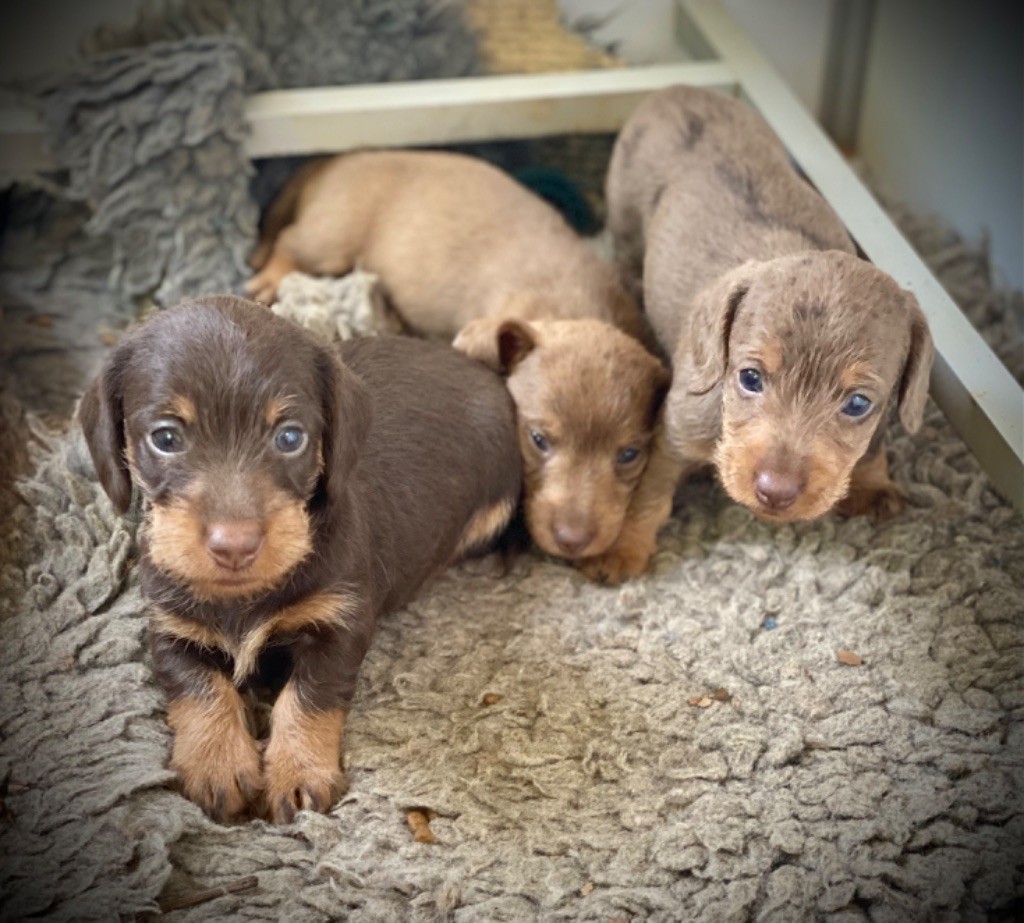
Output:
[[248, 157, 328, 271]]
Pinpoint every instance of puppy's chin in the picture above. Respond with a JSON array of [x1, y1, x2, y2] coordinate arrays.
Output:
[[743, 492, 842, 524], [187, 574, 277, 601], [147, 496, 313, 601]]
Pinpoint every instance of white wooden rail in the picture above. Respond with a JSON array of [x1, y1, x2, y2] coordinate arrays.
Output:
[[0, 0, 1020, 510], [245, 62, 736, 157]]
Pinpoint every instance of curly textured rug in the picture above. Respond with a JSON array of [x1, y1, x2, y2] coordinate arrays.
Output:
[[2, 212, 1023, 923]]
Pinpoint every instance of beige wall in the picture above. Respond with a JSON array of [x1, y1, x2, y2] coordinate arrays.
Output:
[[858, 0, 1023, 288]]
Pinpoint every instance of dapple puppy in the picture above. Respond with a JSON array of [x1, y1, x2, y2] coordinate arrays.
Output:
[[603, 85, 934, 572]]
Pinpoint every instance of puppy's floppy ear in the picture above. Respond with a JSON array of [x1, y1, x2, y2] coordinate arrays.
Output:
[[683, 261, 761, 394], [317, 346, 372, 501], [897, 291, 934, 433], [453, 318, 537, 374], [78, 343, 134, 514]]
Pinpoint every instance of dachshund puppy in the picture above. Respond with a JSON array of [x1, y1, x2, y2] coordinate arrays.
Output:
[[604, 85, 934, 565], [79, 296, 520, 823], [245, 150, 645, 341], [454, 317, 668, 582]]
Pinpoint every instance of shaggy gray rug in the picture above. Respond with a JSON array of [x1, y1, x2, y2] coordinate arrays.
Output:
[[2, 219, 1023, 923], [2, 4, 1023, 919]]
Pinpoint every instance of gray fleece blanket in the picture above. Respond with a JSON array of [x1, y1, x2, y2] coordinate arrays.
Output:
[[1, 3, 1023, 921]]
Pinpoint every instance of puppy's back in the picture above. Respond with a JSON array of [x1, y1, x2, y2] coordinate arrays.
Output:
[[287, 151, 640, 337], [339, 336, 520, 604], [608, 86, 854, 347]]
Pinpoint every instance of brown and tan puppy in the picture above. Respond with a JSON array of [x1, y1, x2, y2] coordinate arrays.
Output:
[[79, 296, 521, 824], [604, 85, 934, 565], [454, 317, 668, 579], [246, 150, 644, 340]]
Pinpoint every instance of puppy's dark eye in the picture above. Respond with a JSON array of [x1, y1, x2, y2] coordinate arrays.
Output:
[[841, 394, 872, 418], [274, 424, 308, 454], [617, 447, 641, 465], [530, 429, 550, 453], [738, 368, 764, 393], [149, 425, 185, 455]]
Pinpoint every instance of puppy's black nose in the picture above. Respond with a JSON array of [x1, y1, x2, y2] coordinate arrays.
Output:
[[206, 520, 264, 570], [754, 469, 803, 511], [552, 522, 596, 557]]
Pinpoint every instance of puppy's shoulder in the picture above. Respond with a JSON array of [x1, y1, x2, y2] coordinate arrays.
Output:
[[340, 336, 514, 424]]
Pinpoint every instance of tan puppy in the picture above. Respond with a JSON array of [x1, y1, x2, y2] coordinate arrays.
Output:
[[246, 150, 644, 341], [455, 317, 669, 579], [601, 85, 934, 572]]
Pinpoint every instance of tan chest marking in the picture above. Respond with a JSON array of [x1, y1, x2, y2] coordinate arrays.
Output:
[[151, 590, 359, 685]]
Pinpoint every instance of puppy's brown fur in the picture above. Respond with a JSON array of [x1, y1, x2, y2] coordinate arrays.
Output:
[[79, 296, 521, 823], [605, 86, 934, 559], [246, 150, 645, 341], [455, 317, 669, 572]]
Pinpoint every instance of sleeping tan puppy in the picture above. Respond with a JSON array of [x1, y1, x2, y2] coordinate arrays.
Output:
[[598, 85, 934, 577], [246, 150, 644, 340], [248, 150, 667, 581]]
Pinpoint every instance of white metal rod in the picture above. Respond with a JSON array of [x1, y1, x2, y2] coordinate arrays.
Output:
[[680, 0, 1024, 512]]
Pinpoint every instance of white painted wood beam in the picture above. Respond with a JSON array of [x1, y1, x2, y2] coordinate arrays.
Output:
[[245, 62, 737, 157]]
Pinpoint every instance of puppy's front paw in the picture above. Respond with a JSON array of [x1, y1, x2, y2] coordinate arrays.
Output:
[[837, 482, 904, 522], [263, 745, 345, 825], [243, 272, 280, 307], [263, 687, 346, 824], [578, 544, 652, 586], [169, 708, 262, 823]]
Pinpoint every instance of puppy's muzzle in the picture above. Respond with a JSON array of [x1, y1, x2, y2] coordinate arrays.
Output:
[[205, 519, 265, 571], [552, 520, 597, 558], [753, 467, 805, 512]]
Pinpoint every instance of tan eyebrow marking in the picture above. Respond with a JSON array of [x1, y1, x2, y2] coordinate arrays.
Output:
[[265, 396, 296, 426], [759, 339, 783, 375], [168, 395, 197, 424], [840, 361, 884, 392]]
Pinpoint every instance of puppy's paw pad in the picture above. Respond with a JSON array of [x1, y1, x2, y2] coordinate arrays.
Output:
[[579, 548, 651, 586], [837, 484, 904, 523], [243, 276, 277, 306]]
